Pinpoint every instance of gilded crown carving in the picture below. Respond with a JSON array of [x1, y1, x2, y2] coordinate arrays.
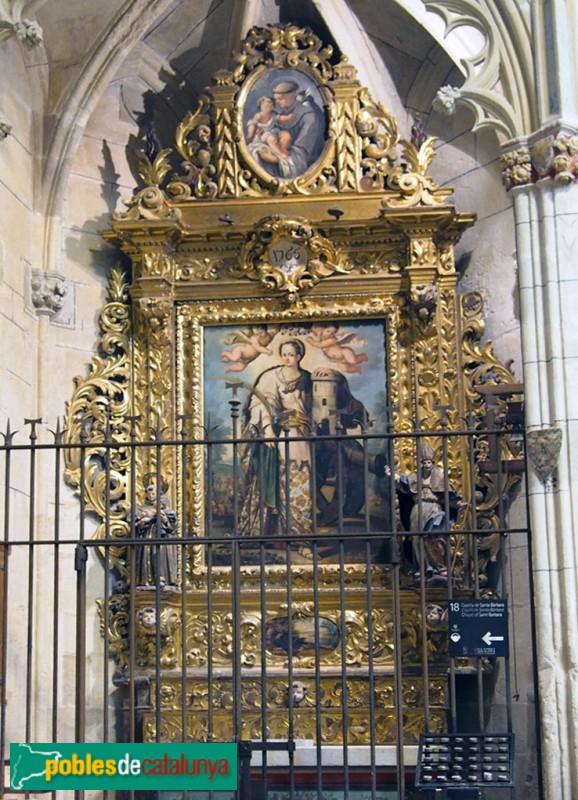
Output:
[[113, 24, 450, 221]]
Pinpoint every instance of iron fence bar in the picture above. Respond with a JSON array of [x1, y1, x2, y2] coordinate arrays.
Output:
[[0, 525, 530, 548], [51, 422, 62, 746], [127, 416, 139, 746], [310, 437, 323, 800], [154, 437, 163, 743], [495, 433, 515, 800], [522, 426, 545, 799], [467, 408, 484, 732], [207, 540, 215, 743], [391, 547, 405, 800], [179, 424, 188, 743], [0, 421, 14, 789], [205, 418, 216, 744], [74, 423, 87, 800], [282, 426, 296, 800], [312, 538, 323, 800], [230, 388, 242, 743], [414, 435, 431, 734], [385, 416, 405, 800], [441, 417, 457, 735], [257, 440, 268, 793], [335, 424, 350, 800], [0, 423, 528, 453], [362, 422, 377, 800], [25, 419, 41, 746], [103, 419, 112, 745], [74, 424, 87, 746], [364, 538, 377, 800], [258, 544, 268, 794], [495, 436, 514, 736]]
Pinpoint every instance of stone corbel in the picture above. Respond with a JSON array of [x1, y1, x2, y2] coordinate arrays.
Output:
[[30, 269, 68, 317], [526, 426, 562, 490], [0, 1, 45, 141]]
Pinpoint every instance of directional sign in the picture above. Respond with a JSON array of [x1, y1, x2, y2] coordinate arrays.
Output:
[[448, 599, 509, 658]]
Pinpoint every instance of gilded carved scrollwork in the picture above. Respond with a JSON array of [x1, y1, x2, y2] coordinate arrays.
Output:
[[460, 290, 523, 582], [356, 87, 399, 189], [232, 25, 334, 84], [114, 149, 182, 222], [383, 138, 452, 207], [63, 268, 132, 571], [133, 293, 176, 489], [111, 24, 462, 217], [170, 96, 218, 201], [236, 216, 351, 301]]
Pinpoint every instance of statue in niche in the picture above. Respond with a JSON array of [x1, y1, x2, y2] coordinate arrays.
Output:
[[135, 479, 178, 588], [387, 443, 460, 585]]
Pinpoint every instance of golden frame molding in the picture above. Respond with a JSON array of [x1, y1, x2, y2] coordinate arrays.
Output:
[[177, 291, 402, 582]]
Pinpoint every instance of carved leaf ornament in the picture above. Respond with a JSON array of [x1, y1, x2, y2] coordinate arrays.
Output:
[[238, 215, 351, 302]]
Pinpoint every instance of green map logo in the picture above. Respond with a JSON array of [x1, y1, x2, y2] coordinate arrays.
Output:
[[10, 743, 238, 790], [11, 744, 65, 790]]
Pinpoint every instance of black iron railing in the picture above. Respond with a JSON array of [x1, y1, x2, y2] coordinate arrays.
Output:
[[0, 420, 537, 800]]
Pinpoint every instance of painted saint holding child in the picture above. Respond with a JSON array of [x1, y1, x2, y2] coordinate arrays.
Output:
[[242, 72, 326, 180]]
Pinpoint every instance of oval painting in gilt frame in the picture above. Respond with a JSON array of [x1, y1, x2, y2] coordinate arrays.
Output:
[[237, 66, 331, 185]]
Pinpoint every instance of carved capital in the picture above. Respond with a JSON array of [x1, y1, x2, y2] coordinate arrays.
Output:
[[135, 297, 174, 340], [13, 18, 42, 47], [500, 146, 532, 190], [530, 131, 578, 186], [502, 130, 578, 190], [432, 85, 461, 117], [30, 270, 68, 316]]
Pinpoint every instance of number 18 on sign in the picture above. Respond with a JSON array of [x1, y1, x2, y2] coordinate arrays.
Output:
[[448, 599, 509, 658]]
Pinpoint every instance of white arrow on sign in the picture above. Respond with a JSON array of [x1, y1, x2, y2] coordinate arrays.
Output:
[[482, 631, 505, 646]]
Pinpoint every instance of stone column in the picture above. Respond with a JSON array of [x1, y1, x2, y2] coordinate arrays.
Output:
[[507, 142, 578, 800]]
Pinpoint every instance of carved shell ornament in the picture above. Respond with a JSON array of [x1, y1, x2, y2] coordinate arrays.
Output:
[[238, 215, 351, 302]]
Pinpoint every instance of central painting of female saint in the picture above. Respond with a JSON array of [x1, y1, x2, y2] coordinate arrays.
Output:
[[203, 319, 391, 563]]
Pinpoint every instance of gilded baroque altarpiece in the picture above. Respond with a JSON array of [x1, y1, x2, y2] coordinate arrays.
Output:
[[64, 27, 521, 745]]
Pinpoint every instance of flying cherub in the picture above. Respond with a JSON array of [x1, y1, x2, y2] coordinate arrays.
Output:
[[221, 325, 280, 372], [306, 323, 369, 374]]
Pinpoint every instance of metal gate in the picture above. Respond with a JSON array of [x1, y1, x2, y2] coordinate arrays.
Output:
[[0, 415, 541, 800]]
